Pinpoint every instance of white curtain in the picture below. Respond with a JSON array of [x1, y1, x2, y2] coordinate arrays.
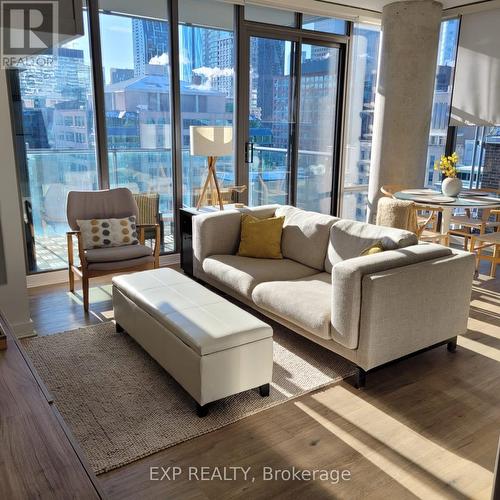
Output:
[[450, 9, 500, 126]]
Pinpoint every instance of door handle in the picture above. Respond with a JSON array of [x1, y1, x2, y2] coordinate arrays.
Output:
[[245, 142, 254, 164]]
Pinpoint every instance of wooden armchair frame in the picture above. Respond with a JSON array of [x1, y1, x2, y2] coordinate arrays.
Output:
[[67, 224, 160, 312]]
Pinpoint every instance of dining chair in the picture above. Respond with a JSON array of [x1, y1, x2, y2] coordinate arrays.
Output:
[[448, 188, 500, 250], [380, 184, 442, 232], [66, 188, 160, 312], [470, 231, 500, 277], [376, 197, 449, 245], [133, 192, 164, 243]]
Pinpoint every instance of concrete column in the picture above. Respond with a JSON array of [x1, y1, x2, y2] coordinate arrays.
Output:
[[367, 0, 443, 222]]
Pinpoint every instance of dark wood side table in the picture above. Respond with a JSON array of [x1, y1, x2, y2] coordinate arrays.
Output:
[[180, 207, 200, 277]]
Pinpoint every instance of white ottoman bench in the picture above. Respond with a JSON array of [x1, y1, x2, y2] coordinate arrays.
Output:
[[112, 268, 273, 416]]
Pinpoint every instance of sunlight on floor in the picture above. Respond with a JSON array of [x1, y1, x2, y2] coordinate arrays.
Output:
[[467, 317, 500, 340], [458, 336, 500, 362], [295, 386, 493, 499]]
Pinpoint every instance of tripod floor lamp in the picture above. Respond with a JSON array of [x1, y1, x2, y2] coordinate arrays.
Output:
[[190, 126, 233, 210]]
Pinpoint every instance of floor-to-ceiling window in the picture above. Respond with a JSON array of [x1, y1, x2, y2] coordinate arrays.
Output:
[[248, 36, 294, 206], [296, 43, 341, 213], [178, 0, 235, 208], [10, 4, 99, 272], [98, 1, 174, 252], [425, 18, 460, 189], [341, 23, 380, 222], [243, 9, 347, 211]]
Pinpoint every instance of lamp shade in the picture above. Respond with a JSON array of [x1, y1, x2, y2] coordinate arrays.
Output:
[[190, 126, 233, 157]]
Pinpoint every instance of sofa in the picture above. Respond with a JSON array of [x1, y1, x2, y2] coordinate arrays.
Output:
[[192, 204, 475, 384]]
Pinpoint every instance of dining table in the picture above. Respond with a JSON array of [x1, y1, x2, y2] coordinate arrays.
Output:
[[393, 189, 500, 234]]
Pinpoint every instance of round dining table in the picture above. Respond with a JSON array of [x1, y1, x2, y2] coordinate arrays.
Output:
[[393, 189, 500, 234]]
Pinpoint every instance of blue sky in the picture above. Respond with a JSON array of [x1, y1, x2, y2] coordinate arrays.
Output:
[[64, 13, 134, 84]]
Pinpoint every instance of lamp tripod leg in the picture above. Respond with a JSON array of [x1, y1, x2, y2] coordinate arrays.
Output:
[[210, 157, 224, 210], [196, 172, 211, 210]]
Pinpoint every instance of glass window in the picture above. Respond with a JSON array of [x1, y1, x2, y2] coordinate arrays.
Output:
[[302, 15, 348, 35], [248, 36, 294, 206], [425, 18, 460, 189], [10, 8, 99, 273], [179, 0, 235, 208], [99, 0, 174, 253], [341, 23, 380, 221], [245, 5, 296, 27], [296, 43, 340, 214], [454, 126, 500, 190]]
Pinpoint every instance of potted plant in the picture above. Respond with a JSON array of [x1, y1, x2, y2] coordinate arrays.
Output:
[[434, 152, 462, 197]]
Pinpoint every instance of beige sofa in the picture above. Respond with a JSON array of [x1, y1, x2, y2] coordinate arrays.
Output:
[[192, 205, 475, 385]]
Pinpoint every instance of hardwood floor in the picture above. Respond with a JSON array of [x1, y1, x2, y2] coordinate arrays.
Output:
[[27, 264, 500, 499]]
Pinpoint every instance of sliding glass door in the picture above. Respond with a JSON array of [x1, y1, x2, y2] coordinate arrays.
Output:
[[247, 36, 294, 206], [243, 29, 344, 213], [296, 43, 340, 213]]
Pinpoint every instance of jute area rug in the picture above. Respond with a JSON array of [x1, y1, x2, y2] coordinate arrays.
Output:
[[23, 320, 356, 474]]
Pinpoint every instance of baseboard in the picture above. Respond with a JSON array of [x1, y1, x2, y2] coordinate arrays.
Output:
[[26, 254, 181, 289], [12, 319, 35, 338]]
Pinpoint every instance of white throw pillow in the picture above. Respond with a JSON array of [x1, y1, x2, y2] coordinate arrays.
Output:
[[77, 216, 139, 250]]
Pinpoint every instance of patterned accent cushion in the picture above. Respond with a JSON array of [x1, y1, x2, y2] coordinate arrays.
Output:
[[77, 216, 139, 250]]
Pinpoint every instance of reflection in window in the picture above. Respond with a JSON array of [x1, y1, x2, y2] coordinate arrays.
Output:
[[342, 23, 380, 221], [179, 0, 235, 208], [99, 1, 174, 252], [11, 9, 98, 273], [302, 15, 347, 35], [425, 18, 460, 189], [454, 126, 500, 189], [296, 44, 340, 214]]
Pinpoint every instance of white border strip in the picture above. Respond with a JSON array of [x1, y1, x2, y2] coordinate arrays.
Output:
[[26, 253, 181, 288]]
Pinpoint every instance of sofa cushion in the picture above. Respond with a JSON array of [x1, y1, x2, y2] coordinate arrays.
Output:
[[324, 219, 418, 272], [202, 254, 317, 299], [252, 273, 332, 339], [237, 214, 285, 259], [275, 205, 339, 271]]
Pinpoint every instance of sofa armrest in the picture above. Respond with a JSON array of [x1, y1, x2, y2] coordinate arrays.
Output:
[[192, 210, 243, 278], [355, 249, 475, 370], [331, 243, 454, 350]]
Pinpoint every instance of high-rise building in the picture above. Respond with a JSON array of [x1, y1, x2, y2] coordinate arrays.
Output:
[[132, 19, 169, 77]]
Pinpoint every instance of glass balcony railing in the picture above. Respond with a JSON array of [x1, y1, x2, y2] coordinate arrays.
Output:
[[23, 145, 359, 272]]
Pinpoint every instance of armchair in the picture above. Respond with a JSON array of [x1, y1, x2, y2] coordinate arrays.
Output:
[[66, 188, 160, 312]]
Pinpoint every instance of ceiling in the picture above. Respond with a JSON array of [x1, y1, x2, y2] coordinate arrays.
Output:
[[317, 0, 499, 13]]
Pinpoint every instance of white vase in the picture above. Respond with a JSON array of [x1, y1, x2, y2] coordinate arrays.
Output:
[[441, 177, 462, 197]]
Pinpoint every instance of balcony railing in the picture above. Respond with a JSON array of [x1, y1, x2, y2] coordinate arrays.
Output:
[[23, 145, 359, 272]]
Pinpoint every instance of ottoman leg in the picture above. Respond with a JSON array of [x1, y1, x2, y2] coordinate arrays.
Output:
[[115, 322, 124, 333], [259, 383, 270, 397], [197, 403, 209, 418]]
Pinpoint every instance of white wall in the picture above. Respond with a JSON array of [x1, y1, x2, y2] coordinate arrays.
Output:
[[0, 70, 33, 338]]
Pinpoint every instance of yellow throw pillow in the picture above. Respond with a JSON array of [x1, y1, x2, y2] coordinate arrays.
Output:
[[360, 241, 385, 256], [237, 214, 284, 259]]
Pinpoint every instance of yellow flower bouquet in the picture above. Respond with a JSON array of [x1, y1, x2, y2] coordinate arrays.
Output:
[[434, 152, 459, 178]]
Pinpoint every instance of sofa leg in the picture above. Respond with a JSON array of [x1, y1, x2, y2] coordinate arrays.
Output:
[[197, 403, 209, 418], [447, 337, 457, 353], [115, 322, 124, 333], [259, 383, 270, 397], [355, 368, 366, 389]]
